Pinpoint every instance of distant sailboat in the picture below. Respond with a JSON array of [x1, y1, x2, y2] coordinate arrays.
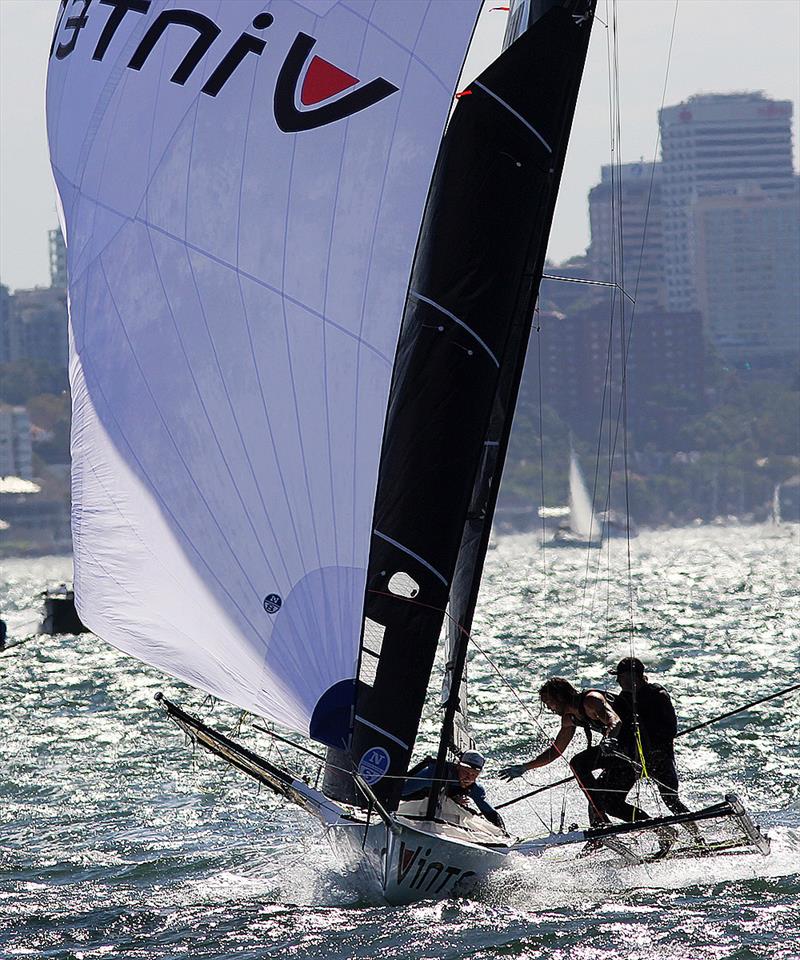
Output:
[[773, 475, 800, 524], [549, 449, 602, 548]]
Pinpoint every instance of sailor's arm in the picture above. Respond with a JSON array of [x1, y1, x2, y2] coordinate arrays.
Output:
[[469, 782, 506, 830], [583, 691, 622, 739], [499, 718, 575, 779]]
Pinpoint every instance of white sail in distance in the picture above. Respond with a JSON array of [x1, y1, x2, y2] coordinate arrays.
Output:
[[47, 0, 480, 743], [568, 449, 596, 541]]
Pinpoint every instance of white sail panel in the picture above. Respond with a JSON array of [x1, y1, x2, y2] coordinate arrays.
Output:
[[47, 0, 480, 743]]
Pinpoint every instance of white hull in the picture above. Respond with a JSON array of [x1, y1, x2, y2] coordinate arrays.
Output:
[[327, 799, 513, 905]]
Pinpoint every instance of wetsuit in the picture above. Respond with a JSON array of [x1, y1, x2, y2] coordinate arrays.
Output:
[[569, 689, 649, 826], [619, 683, 690, 815], [401, 759, 505, 829]]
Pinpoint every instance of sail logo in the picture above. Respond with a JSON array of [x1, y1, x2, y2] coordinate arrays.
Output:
[[50, 1, 399, 131], [357, 747, 390, 784], [262, 593, 282, 615]]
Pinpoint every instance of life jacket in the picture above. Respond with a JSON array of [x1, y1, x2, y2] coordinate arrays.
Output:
[[617, 683, 678, 752]]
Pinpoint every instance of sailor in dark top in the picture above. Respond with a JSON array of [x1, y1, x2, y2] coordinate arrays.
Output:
[[402, 750, 506, 831], [499, 677, 649, 826], [611, 656, 691, 816]]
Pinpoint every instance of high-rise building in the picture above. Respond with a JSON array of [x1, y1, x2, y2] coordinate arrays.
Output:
[[0, 405, 33, 479], [588, 162, 666, 311], [693, 181, 800, 365], [0, 284, 12, 364], [529, 302, 705, 443], [659, 93, 794, 312], [10, 287, 69, 369], [49, 228, 67, 288]]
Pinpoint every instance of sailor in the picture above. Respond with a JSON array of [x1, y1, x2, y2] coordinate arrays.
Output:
[[611, 656, 692, 816], [499, 677, 649, 826], [401, 750, 506, 831]]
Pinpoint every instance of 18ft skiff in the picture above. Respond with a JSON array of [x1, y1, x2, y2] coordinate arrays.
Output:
[[46, 0, 769, 903]]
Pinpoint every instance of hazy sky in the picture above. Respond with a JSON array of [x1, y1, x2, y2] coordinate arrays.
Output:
[[1, 0, 798, 290]]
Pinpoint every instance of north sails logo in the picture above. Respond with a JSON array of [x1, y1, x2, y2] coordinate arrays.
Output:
[[51, 1, 399, 131], [357, 746, 390, 785]]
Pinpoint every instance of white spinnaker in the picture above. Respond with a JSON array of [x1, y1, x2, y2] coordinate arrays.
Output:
[[568, 450, 596, 541], [47, 0, 480, 740]]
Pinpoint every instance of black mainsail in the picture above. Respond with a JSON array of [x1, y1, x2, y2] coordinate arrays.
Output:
[[326, 0, 596, 809]]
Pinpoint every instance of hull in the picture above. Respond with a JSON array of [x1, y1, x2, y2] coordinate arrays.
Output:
[[382, 818, 509, 904], [39, 590, 88, 636], [546, 535, 602, 549], [327, 802, 512, 905]]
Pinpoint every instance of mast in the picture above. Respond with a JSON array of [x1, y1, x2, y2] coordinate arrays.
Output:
[[324, 0, 596, 813], [426, 0, 596, 818]]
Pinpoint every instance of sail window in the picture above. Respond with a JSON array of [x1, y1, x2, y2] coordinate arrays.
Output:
[[363, 618, 385, 657], [387, 572, 420, 598], [358, 649, 379, 687]]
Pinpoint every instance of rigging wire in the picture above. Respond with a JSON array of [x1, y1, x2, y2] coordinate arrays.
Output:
[[534, 301, 550, 650], [568, 0, 683, 815], [365, 587, 585, 812], [580, 0, 681, 658]]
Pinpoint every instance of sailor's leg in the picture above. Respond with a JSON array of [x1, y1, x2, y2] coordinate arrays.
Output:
[[651, 752, 691, 815], [570, 746, 608, 825], [650, 752, 702, 841], [599, 761, 651, 823]]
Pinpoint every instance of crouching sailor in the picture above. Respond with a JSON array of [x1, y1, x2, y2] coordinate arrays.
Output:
[[499, 677, 649, 827], [402, 750, 506, 831]]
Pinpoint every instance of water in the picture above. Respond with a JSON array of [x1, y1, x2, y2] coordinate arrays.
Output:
[[1, 525, 798, 958]]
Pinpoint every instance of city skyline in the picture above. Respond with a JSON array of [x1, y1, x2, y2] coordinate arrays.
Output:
[[1, 0, 799, 290]]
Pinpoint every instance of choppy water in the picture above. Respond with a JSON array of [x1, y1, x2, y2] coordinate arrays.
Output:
[[1, 525, 799, 959]]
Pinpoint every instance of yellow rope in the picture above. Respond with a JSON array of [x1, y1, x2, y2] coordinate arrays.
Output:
[[635, 726, 649, 781]]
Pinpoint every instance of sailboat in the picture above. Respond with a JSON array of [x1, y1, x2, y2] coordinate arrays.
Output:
[[47, 0, 768, 903], [549, 447, 602, 548]]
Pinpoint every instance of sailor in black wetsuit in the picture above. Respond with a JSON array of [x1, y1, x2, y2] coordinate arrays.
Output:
[[401, 750, 506, 830], [499, 677, 649, 826], [611, 657, 691, 816]]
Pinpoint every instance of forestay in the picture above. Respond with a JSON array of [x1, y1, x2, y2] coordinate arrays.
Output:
[[47, 0, 480, 741]]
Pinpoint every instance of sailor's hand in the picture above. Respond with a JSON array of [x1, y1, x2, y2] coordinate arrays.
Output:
[[599, 737, 619, 759], [498, 762, 528, 781]]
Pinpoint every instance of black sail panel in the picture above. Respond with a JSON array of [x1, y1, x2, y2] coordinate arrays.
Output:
[[325, 1, 596, 809]]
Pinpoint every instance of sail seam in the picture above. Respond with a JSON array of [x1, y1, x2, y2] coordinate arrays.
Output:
[[410, 292, 500, 367], [46, 173, 395, 368], [354, 715, 409, 749], [473, 81, 553, 153], [340, 1, 452, 95], [373, 530, 449, 586]]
